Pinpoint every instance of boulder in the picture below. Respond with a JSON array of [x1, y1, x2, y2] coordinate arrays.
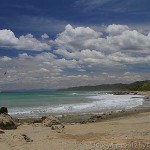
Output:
[[0, 114, 17, 130], [0, 107, 8, 114], [42, 115, 64, 128], [51, 125, 64, 133]]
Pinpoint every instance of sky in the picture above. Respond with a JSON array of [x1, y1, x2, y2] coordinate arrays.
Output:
[[0, 0, 150, 90]]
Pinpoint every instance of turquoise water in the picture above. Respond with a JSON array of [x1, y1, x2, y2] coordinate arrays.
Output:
[[0, 91, 96, 107], [0, 91, 144, 118]]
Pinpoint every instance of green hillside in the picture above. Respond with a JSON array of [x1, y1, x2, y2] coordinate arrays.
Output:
[[65, 80, 150, 91], [128, 80, 150, 91]]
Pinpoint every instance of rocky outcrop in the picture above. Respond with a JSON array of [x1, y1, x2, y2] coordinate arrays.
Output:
[[42, 116, 64, 127], [0, 107, 8, 114], [0, 114, 17, 130]]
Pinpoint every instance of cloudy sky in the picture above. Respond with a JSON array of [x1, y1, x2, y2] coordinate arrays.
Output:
[[0, 0, 150, 90]]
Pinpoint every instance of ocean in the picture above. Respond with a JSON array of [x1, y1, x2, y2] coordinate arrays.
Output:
[[0, 91, 144, 118]]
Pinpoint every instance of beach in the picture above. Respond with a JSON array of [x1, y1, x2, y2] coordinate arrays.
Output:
[[0, 110, 150, 150], [0, 92, 150, 150]]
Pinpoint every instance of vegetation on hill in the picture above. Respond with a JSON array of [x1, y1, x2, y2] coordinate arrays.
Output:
[[128, 80, 150, 91], [65, 80, 150, 91]]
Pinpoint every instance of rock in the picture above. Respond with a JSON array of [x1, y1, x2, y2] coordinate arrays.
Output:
[[112, 91, 130, 95], [0, 130, 5, 134], [21, 134, 33, 142], [0, 114, 17, 130], [90, 115, 103, 120], [42, 115, 64, 128], [51, 125, 64, 133], [41, 116, 47, 120], [144, 96, 150, 101], [0, 107, 8, 114]]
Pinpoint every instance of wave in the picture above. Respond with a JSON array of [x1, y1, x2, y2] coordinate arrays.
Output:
[[9, 93, 144, 118]]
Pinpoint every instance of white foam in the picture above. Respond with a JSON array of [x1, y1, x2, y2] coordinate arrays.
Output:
[[9, 93, 144, 118]]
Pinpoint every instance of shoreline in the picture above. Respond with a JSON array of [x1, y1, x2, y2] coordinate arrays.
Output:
[[0, 91, 150, 150], [15, 91, 150, 124], [16, 107, 150, 125], [7, 91, 146, 120]]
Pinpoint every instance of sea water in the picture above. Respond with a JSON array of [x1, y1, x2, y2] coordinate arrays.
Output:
[[0, 91, 144, 118]]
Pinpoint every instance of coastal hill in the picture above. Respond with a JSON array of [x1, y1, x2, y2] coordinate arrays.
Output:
[[64, 80, 150, 91]]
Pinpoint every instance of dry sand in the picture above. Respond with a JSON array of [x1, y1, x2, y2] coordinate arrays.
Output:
[[0, 111, 150, 150]]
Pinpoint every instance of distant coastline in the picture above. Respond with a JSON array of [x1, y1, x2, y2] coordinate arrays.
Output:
[[1, 80, 150, 93], [63, 80, 150, 91]]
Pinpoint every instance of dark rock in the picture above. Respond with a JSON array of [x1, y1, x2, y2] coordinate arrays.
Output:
[[80, 121, 87, 124], [0, 107, 8, 114], [21, 134, 33, 142], [88, 115, 103, 123], [0, 130, 5, 134], [90, 115, 103, 120], [144, 96, 150, 100], [112, 91, 130, 95], [0, 114, 17, 130], [121, 110, 125, 113], [41, 116, 47, 120]]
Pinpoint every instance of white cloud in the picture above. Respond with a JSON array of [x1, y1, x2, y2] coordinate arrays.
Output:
[[1, 56, 12, 62], [39, 68, 49, 72], [0, 30, 51, 51], [108, 52, 150, 64], [18, 53, 33, 59], [55, 49, 150, 66], [55, 24, 101, 51], [0, 24, 150, 89], [55, 49, 105, 60], [106, 24, 130, 35], [0, 30, 18, 46], [52, 58, 79, 69], [41, 33, 49, 40], [122, 72, 143, 82], [54, 24, 150, 54], [106, 30, 150, 51], [124, 72, 131, 76], [34, 52, 56, 61], [102, 72, 108, 75]]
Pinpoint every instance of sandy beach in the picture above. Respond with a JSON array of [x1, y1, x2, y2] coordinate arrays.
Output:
[[0, 92, 150, 150], [0, 111, 150, 150]]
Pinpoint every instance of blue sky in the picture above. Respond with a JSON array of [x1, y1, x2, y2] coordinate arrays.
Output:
[[0, 0, 150, 90], [1, 0, 150, 36]]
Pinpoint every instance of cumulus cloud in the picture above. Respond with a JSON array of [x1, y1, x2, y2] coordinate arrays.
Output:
[[1, 24, 150, 53], [39, 68, 49, 72], [54, 24, 101, 51], [55, 49, 105, 60], [1, 56, 12, 62], [0, 24, 150, 89], [0, 29, 18, 46], [106, 24, 130, 35], [54, 24, 150, 53], [41, 33, 49, 40], [0, 30, 51, 51]]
